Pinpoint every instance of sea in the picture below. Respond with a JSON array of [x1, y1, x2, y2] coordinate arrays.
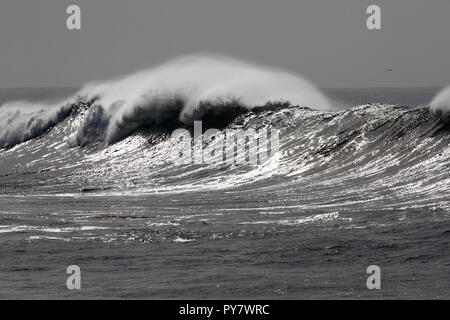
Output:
[[0, 84, 448, 299]]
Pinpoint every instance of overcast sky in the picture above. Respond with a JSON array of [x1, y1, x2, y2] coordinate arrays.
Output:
[[1, 0, 449, 88]]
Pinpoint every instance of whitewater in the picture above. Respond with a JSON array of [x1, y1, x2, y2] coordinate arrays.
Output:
[[0, 55, 449, 299]]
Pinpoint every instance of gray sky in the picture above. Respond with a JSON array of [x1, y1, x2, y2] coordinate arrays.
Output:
[[1, 0, 449, 88]]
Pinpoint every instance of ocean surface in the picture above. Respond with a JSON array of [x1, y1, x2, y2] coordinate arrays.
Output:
[[0, 83, 449, 299]]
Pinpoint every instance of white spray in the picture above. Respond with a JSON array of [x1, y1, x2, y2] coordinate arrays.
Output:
[[1, 54, 331, 148], [430, 86, 450, 122]]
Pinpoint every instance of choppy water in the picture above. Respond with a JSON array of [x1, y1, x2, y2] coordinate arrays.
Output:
[[0, 84, 449, 299]]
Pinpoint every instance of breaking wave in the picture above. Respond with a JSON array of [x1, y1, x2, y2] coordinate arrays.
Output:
[[0, 54, 330, 148], [0, 100, 74, 149], [431, 85, 450, 122]]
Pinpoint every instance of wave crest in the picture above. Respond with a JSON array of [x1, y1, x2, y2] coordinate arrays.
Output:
[[430, 86, 450, 122], [1, 54, 331, 148], [74, 54, 330, 145], [0, 101, 74, 149]]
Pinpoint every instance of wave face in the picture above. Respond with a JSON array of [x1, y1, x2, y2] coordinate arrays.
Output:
[[0, 100, 449, 208]]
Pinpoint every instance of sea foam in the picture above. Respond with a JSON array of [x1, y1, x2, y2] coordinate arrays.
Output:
[[430, 86, 450, 122], [1, 54, 331, 148]]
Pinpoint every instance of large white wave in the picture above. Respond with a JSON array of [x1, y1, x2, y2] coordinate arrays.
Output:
[[0, 100, 74, 149], [74, 54, 331, 144], [430, 86, 450, 122], [1, 54, 331, 148]]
